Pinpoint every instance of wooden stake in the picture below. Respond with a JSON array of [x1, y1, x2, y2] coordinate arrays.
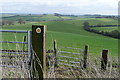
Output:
[[83, 45, 88, 68], [101, 49, 108, 70], [22, 36, 26, 51], [54, 40, 58, 67]]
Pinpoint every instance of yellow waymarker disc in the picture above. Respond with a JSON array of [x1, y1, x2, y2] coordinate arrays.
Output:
[[36, 27, 41, 33]]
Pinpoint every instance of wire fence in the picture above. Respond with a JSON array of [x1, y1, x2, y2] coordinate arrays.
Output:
[[46, 40, 88, 70], [1, 29, 119, 79], [57, 46, 85, 69], [0, 30, 32, 78]]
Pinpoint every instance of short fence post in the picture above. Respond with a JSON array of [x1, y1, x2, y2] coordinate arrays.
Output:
[[32, 25, 46, 79], [22, 36, 26, 52], [54, 40, 58, 67], [83, 45, 88, 69], [101, 49, 108, 70]]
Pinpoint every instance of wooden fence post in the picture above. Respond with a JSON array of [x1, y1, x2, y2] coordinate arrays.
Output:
[[54, 40, 58, 67], [22, 36, 26, 51], [28, 31, 34, 79], [101, 49, 108, 70], [32, 25, 46, 79], [83, 45, 88, 68]]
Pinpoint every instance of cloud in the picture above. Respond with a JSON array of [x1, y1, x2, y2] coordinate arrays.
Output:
[[1, 0, 119, 15]]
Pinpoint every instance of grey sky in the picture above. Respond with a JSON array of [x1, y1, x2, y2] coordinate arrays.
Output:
[[0, 0, 119, 15]]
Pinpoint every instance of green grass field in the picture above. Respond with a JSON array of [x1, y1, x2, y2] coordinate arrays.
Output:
[[92, 26, 118, 32], [0, 14, 15, 18], [2, 14, 79, 21], [1, 17, 118, 56]]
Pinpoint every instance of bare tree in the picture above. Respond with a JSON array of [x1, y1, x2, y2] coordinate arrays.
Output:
[[18, 18, 25, 24]]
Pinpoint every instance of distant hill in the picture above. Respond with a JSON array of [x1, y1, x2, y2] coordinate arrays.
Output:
[[1, 13, 80, 22]]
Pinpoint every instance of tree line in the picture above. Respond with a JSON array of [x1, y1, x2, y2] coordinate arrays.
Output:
[[83, 21, 120, 39], [1, 18, 26, 26]]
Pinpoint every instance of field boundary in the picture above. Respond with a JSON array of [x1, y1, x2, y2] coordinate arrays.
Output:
[[83, 23, 120, 39]]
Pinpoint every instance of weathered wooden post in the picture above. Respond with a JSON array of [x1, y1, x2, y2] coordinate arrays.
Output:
[[23, 36, 26, 51], [28, 31, 34, 80], [83, 45, 88, 68], [32, 25, 46, 79], [54, 40, 58, 67], [101, 49, 108, 70]]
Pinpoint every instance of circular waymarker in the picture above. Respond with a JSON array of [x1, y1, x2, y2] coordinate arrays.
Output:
[[36, 27, 41, 33]]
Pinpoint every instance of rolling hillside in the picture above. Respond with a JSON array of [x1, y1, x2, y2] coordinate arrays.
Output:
[[1, 14, 79, 21], [1, 18, 118, 56]]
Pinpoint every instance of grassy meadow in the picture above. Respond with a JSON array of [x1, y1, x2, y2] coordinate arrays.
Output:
[[1, 14, 79, 21], [1, 14, 119, 78], [1, 16, 118, 56], [92, 26, 118, 32]]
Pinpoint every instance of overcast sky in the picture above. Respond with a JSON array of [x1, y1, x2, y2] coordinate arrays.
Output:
[[0, 0, 119, 15]]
